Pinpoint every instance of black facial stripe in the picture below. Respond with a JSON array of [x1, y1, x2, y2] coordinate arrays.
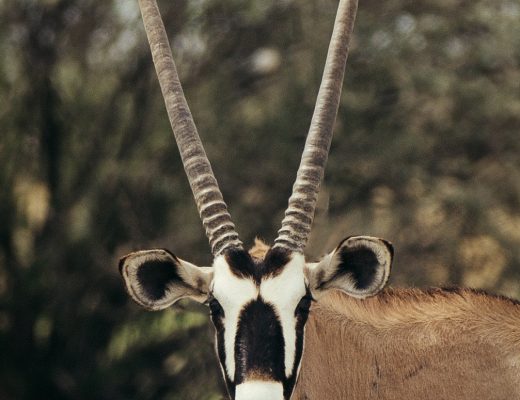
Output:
[[210, 302, 235, 398], [234, 299, 285, 385], [284, 290, 312, 398]]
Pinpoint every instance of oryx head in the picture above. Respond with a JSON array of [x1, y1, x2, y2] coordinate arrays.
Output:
[[119, 0, 393, 399]]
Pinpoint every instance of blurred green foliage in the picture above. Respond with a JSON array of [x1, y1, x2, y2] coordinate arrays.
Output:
[[0, 0, 519, 398]]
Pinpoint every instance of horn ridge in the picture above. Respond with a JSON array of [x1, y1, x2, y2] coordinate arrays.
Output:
[[274, 0, 359, 252], [138, 0, 242, 255]]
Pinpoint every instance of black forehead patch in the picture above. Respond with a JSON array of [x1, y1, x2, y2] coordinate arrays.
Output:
[[234, 299, 285, 385], [224, 248, 257, 280], [224, 246, 292, 283], [263, 247, 292, 277]]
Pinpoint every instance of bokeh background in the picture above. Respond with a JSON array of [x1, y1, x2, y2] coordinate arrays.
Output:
[[1, 0, 519, 398]]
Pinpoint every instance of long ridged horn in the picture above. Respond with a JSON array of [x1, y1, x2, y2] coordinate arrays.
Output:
[[274, 0, 358, 252], [138, 0, 242, 256]]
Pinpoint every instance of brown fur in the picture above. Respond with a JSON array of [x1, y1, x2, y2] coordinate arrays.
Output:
[[293, 288, 520, 399], [248, 238, 270, 260]]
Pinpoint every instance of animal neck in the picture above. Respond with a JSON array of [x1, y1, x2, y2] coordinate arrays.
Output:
[[293, 288, 520, 400], [310, 287, 520, 334]]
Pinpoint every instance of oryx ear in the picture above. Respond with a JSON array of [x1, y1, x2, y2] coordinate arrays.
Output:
[[119, 249, 213, 310], [306, 236, 393, 299]]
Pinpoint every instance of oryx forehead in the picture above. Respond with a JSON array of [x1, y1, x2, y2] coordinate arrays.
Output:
[[212, 252, 307, 305], [260, 253, 307, 304], [212, 255, 257, 304]]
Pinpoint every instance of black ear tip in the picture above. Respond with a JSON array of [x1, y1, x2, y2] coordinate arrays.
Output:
[[381, 239, 394, 259], [118, 256, 128, 275], [160, 248, 179, 262], [335, 236, 353, 252]]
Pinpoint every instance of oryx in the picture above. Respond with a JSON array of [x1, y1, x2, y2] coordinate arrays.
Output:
[[119, 1, 520, 399]]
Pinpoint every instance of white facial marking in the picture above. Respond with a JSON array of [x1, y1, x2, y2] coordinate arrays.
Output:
[[235, 380, 284, 400], [260, 253, 307, 378], [212, 255, 257, 380]]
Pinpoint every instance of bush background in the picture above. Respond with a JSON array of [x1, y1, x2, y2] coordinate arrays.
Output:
[[1, 0, 519, 398]]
